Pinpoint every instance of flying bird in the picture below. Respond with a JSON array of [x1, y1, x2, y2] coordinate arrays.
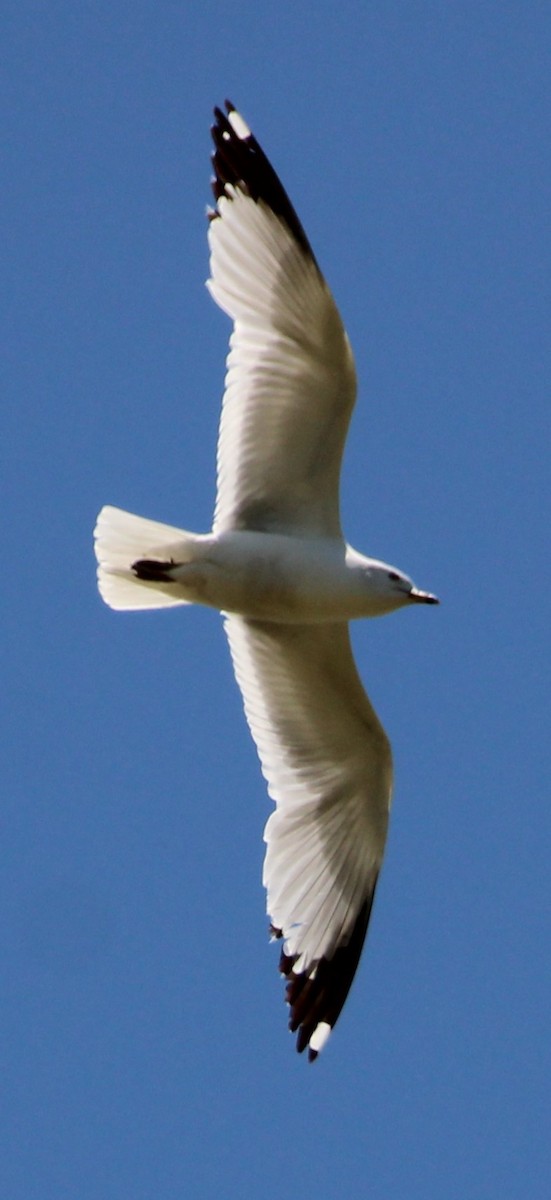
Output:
[[94, 101, 438, 1061]]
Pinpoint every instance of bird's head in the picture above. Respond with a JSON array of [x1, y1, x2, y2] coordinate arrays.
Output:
[[350, 552, 440, 616]]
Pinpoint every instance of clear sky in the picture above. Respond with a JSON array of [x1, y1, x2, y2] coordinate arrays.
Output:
[[3, 2, 549, 1197]]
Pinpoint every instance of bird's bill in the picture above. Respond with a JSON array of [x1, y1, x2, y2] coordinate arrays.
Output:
[[409, 587, 440, 604]]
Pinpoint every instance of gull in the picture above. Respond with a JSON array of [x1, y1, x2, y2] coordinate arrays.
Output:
[[94, 101, 438, 1062]]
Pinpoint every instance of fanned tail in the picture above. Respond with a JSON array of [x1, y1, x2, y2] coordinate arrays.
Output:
[[94, 505, 196, 611]]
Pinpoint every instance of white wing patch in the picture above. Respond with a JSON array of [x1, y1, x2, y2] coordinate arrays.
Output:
[[208, 107, 356, 538], [225, 615, 392, 1058]]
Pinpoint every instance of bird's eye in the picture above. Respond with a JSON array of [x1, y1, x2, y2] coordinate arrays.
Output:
[[388, 571, 400, 581]]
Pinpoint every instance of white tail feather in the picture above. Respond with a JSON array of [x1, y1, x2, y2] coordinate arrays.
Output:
[[94, 505, 196, 611]]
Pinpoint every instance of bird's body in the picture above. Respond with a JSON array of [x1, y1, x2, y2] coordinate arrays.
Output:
[[107, 522, 430, 622], [94, 101, 438, 1061]]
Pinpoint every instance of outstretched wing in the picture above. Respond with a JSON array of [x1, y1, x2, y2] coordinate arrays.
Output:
[[208, 102, 357, 538], [225, 616, 393, 1060]]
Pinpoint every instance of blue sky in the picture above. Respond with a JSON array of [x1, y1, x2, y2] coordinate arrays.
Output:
[[3, 2, 550, 1196]]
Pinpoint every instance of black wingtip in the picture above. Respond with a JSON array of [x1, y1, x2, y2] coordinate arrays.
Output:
[[276, 885, 378, 1060], [209, 100, 318, 263]]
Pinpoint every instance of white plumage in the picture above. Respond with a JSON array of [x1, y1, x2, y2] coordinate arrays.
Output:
[[94, 101, 438, 1060], [225, 619, 390, 966], [208, 184, 356, 538]]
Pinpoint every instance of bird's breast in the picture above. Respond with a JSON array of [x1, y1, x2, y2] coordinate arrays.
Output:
[[183, 532, 368, 623]]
